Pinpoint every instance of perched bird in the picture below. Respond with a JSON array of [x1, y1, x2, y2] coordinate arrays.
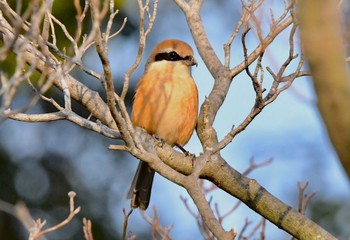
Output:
[[128, 39, 198, 210]]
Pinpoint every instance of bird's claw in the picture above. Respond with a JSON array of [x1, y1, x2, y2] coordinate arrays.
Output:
[[153, 135, 165, 148]]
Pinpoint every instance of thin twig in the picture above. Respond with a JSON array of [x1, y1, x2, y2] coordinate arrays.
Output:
[[140, 206, 173, 240], [29, 191, 81, 240], [121, 0, 158, 100], [83, 218, 94, 240], [122, 209, 133, 240]]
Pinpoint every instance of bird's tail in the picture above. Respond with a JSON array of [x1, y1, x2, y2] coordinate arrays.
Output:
[[127, 161, 155, 210]]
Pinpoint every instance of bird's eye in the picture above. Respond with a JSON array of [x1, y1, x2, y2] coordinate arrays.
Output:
[[169, 51, 177, 60]]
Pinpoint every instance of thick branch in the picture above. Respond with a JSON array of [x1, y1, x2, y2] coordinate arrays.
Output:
[[152, 141, 336, 240], [127, 126, 336, 239], [176, 1, 230, 126], [298, 0, 350, 179], [0, 1, 338, 239], [176, 1, 294, 151]]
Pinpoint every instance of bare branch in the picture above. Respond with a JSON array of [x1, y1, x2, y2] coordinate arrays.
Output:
[[246, 218, 266, 239], [140, 206, 173, 240], [74, 0, 89, 42], [237, 218, 252, 240], [0, 1, 338, 239], [5, 109, 120, 139], [90, 0, 119, 123], [48, 12, 79, 54], [230, 13, 294, 79], [299, 0, 350, 178], [121, 0, 158, 100], [41, 0, 53, 42], [208, 7, 303, 156], [122, 209, 133, 240], [224, 3, 251, 68], [0, 4, 118, 129], [45, 41, 102, 79], [83, 218, 94, 240], [297, 182, 316, 215], [184, 171, 237, 240], [29, 191, 81, 240]]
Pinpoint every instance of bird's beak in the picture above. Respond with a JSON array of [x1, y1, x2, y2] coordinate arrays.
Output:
[[191, 57, 198, 67]]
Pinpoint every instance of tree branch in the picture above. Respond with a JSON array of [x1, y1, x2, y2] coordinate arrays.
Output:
[[0, 5, 117, 130], [298, 0, 350, 179], [156, 143, 335, 239], [0, 1, 339, 239]]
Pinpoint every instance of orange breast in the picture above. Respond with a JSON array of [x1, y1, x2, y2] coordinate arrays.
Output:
[[132, 61, 198, 146]]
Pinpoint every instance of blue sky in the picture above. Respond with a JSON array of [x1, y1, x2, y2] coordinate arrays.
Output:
[[1, 0, 349, 239], [104, 0, 350, 238], [84, 0, 350, 238]]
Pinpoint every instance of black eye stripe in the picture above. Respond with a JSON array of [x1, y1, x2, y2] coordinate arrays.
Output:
[[155, 51, 191, 62]]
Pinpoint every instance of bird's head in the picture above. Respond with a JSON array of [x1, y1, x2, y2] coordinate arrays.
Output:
[[146, 39, 197, 69]]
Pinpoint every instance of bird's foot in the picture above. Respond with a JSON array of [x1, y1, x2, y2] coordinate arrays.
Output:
[[175, 144, 195, 158], [153, 135, 165, 148]]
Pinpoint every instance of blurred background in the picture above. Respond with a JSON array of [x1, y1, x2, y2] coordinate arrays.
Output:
[[0, 0, 350, 239]]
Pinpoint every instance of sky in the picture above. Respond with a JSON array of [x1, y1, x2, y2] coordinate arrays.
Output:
[[111, 0, 350, 238], [1, 0, 349, 239]]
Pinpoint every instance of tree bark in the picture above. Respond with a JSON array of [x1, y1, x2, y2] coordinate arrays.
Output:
[[298, 0, 350, 179]]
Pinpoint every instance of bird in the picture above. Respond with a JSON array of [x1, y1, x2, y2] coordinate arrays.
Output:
[[127, 39, 198, 210]]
